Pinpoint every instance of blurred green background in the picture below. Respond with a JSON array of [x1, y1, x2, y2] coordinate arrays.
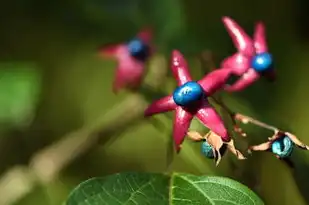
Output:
[[0, 0, 309, 204]]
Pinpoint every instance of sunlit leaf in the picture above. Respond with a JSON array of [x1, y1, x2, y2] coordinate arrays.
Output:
[[66, 172, 264, 205]]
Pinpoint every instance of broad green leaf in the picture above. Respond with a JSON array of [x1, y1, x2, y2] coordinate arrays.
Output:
[[66, 172, 170, 205], [66, 172, 264, 205], [0, 62, 41, 128], [171, 173, 264, 205]]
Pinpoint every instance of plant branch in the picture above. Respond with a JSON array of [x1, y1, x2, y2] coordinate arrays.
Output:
[[0, 55, 168, 205], [234, 113, 279, 132]]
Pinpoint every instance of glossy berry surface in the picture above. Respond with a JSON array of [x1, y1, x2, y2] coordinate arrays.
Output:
[[271, 136, 294, 158], [172, 81, 204, 107], [251, 52, 273, 72], [201, 140, 227, 159], [127, 38, 150, 62], [201, 140, 215, 158]]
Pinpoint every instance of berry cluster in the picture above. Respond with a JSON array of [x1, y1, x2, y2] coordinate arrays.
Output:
[[99, 16, 309, 166]]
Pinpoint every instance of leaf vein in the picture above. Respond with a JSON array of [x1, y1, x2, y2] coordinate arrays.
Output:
[[194, 181, 255, 204], [123, 177, 157, 205], [177, 175, 215, 205]]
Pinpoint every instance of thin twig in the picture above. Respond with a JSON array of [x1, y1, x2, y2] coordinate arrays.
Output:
[[199, 51, 246, 138], [210, 96, 247, 137], [198, 50, 280, 134], [0, 94, 148, 205], [234, 113, 279, 132], [0, 55, 168, 205]]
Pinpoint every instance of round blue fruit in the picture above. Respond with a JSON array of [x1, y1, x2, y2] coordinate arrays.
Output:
[[271, 136, 294, 158], [251, 52, 273, 72], [127, 38, 150, 61], [172, 81, 204, 107], [201, 140, 215, 159]]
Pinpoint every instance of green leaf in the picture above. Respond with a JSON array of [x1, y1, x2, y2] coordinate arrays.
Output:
[[171, 173, 264, 205], [66, 172, 264, 205], [0, 62, 41, 128], [66, 172, 170, 205]]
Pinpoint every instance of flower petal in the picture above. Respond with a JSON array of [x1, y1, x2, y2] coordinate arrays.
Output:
[[187, 131, 204, 141], [253, 22, 268, 54], [112, 64, 144, 93], [113, 47, 145, 93], [144, 95, 177, 116], [173, 107, 194, 152], [171, 50, 192, 86], [137, 28, 153, 44], [196, 100, 230, 142], [248, 142, 272, 152], [224, 68, 260, 92], [285, 132, 309, 150], [226, 140, 246, 160], [98, 44, 121, 58], [222, 16, 254, 56], [220, 53, 251, 75], [198, 69, 233, 96]]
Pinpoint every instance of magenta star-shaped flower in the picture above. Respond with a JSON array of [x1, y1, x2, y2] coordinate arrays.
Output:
[[144, 50, 233, 152], [221, 16, 275, 92], [99, 29, 154, 93]]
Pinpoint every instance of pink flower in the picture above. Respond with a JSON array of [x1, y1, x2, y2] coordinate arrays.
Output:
[[144, 50, 233, 152], [221, 16, 275, 92], [99, 29, 153, 93]]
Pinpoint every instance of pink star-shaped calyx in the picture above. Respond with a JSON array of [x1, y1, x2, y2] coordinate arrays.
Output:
[[221, 16, 275, 92], [144, 50, 233, 152], [99, 29, 154, 93]]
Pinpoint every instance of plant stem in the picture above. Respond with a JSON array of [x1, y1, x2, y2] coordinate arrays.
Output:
[[234, 113, 279, 132], [0, 54, 216, 205], [0, 55, 166, 205]]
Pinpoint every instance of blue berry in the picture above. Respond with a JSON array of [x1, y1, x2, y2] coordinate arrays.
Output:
[[251, 52, 273, 72], [271, 136, 294, 158], [201, 140, 215, 158], [127, 38, 150, 61], [201, 140, 227, 159], [172, 81, 204, 107]]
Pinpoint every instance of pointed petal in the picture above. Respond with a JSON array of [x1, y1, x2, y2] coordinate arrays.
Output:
[[198, 69, 232, 96], [137, 28, 155, 55], [285, 132, 309, 150], [222, 16, 254, 56], [113, 50, 145, 93], [171, 50, 192, 86], [98, 44, 121, 57], [226, 140, 246, 160], [173, 107, 194, 152], [187, 131, 204, 141], [248, 142, 272, 152], [137, 28, 153, 44], [196, 101, 230, 142], [224, 68, 260, 92], [144, 95, 177, 116], [112, 67, 143, 93], [268, 132, 282, 141], [206, 132, 224, 152], [220, 53, 251, 75], [253, 22, 268, 54]]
